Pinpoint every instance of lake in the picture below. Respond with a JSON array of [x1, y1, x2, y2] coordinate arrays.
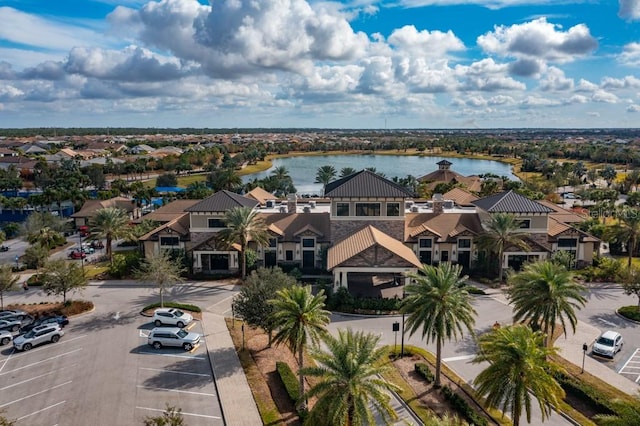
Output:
[[243, 154, 517, 195]]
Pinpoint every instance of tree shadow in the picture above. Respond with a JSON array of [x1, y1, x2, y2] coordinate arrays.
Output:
[[205, 346, 245, 379], [138, 352, 215, 390], [582, 283, 621, 302], [68, 310, 138, 333], [586, 312, 630, 330]]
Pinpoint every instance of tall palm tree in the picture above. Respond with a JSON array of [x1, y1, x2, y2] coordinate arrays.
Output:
[[0, 264, 19, 310], [315, 165, 337, 196], [508, 260, 586, 347], [605, 207, 640, 267], [475, 212, 530, 282], [473, 324, 565, 426], [88, 207, 134, 264], [402, 262, 476, 387], [339, 167, 357, 178], [270, 285, 331, 409], [301, 329, 399, 426], [217, 206, 270, 280]]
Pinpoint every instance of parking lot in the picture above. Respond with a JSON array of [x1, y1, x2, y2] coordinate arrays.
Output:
[[0, 309, 223, 425], [618, 348, 640, 384]]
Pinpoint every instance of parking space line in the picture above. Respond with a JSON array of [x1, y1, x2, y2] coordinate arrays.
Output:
[[0, 348, 83, 376], [0, 364, 77, 390], [139, 367, 210, 377], [136, 385, 216, 397], [136, 351, 205, 360], [618, 348, 640, 373], [0, 381, 72, 409], [16, 400, 66, 421], [136, 406, 221, 419]]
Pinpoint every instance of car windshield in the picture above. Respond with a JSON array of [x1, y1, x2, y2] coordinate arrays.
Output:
[[177, 329, 188, 338], [597, 337, 614, 346], [23, 330, 36, 339], [173, 310, 184, 317]]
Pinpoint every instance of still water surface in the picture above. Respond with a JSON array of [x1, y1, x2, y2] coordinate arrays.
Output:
[[243, 154, 516, 195]]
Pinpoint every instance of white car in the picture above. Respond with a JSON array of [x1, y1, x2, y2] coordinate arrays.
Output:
[[147, 327, 201, 351], [0, 330, 12, 346], [592, 330, 623, 358], [152, 308, 193, 328], [13, 324, 64, 351]]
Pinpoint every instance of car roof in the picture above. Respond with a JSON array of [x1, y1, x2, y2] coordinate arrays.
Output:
[[154, 308, 177, 313], [150, 327, 182, 333], [600, 330, 620, 339]]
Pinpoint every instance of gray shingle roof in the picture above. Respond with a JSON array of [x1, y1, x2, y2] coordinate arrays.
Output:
[[472, 190, 553, 213], [324, 169, 414, 198], [185, 190, 258, 212]]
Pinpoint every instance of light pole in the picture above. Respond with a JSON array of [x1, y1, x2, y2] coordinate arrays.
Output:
[[392, 321, 399, 354], [78, 229, 85, 277], [400, 288, 406, 357], [581, 342, 588, 374]]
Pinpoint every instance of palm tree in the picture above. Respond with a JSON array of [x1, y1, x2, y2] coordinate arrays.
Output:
[[135, 250, 185, 308], [402, 262, 476, 387], [475, 212, 530, 282], [301, 329, 399, 425], [605, 207, 640, 267], [217, 206, 270, 280], [0, 264, 19, 310], [270, 285, 331, 409], [88, 207, 134, 264], [315, 165, 337, 196], [473, 324, 565, 426], [339, 167, 356, 178], [508, 260, 586, 347]]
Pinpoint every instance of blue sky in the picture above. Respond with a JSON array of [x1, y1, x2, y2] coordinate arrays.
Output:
[[1, 0, 640, 129]]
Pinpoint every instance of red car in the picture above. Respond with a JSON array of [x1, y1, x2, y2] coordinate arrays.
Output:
[[68, 250, 86, 259]]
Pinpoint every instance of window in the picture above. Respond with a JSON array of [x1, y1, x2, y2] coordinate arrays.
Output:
[[518, 219, 531, 229], [419, 239, 432, 248], [268, 238, 277, 248], [285, 250, 294, 261], [302, 238, 315, 248], [208, 218, 225, 228], [458, 239, 471, 249], [355, 203, 381, 217], [386, 202, 400, 217], [558, 238, 577, 248], [160, 236, 179, 247], [336, 202, 350, 216]]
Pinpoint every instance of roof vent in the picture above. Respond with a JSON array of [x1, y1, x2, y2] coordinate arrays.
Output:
[[266, 200, 275, 208], [410, 206, 419, 213], [405, 201, 414, 209], [433, 193, 443, 201], [303, 206, 311, 213], [279, 206, 287, 213], [309, 200, 316, 208]]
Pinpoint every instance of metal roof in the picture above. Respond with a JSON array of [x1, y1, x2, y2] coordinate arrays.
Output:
[[324, 169, 414, 198], [185, 190, 258, 212], [472, 190, 554, 213]]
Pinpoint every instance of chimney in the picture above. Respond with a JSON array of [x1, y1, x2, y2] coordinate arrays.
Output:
[[287, 193, 297, 213], [432, 193, 444, 215]]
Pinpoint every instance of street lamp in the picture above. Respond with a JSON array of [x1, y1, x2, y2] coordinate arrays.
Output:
[[400, 288, 406, 357], [78, 228, 85, 277], [581, 342, 588, 374]]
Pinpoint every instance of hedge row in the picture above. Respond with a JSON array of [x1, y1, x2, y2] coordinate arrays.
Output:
[[276, 361, 299, 405], [142, 302, 201, 313], [414, 362, 435, 384], [618, 305, 640, 322], [554, 372, 616, 417], [440, 385, 489, 426]]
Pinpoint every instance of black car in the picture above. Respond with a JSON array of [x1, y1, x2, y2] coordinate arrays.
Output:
[[20, 315, 69, 334], [0, 245, 8, 252]]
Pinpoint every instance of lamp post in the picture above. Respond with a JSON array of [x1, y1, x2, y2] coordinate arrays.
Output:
[[581, 342, 588, 374], [400, 289, 406, 357], [78, 229, 85, 277]]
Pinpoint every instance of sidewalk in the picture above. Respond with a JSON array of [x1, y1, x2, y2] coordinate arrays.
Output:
[[480, 285, 640, 396], [201, 311, 262, 426]]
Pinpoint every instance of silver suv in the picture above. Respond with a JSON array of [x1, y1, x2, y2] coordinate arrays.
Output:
[[147, 327, 201, 351], [152, 308, 193, 328], [13, 324, 64, 351]]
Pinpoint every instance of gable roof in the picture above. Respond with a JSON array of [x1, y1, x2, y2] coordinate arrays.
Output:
[[261, 212, 331, 241], [324, 169, 414, 198], [138, 214, 191, 241], [327, 225, 421, 270], [71, 197, 136, 218], [537, 200, 587, 223], [185, 190, 258, 212], [246, 186, 277, 205], [132, 199, 199, 224], [405, 212, 484, 241], [442, 187, 479, 206], [472, 190, 554, 214]]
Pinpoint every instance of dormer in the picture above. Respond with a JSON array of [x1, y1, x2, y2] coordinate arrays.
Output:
[[472, 190, 554, 233]]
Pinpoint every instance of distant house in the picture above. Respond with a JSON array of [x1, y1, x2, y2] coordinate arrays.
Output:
[[418, 160, 483, 192], [129, 144, 155, 155], [20, 144, 48, 155], [71, 197, 141, 228], [0, 148, 18, 157]]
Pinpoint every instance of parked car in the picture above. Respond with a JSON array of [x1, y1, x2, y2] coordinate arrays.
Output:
[[68, 250, 86, 259], [147, 327, 201, 351], [0, 330, 12, 345], [81, 243, 95, 254], [0, 245, 8, 252], [0, 309, 28, 321], [0, 318, 23, 332], [592, 330, 623, 358], [152, 308, 193, 328], [90, 240, 104, 249], [20, 315, 69, 334], [13, 324, 64, 351]]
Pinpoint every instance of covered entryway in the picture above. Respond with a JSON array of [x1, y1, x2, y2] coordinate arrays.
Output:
[[201, 253, 230, 271], [264, 251, 277, 267], [457, 251, 471, 273], [347, 273, 404, 299]]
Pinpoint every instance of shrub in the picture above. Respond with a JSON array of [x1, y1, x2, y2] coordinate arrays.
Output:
[[142, 302, 201, 313], [618, 305, 640, 321], [465, 285, 486, 295], [440, 385, 489, 426], [108, 251, 142, 278], [276, 361, 299, 405], [414, 362, 435, 384]]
